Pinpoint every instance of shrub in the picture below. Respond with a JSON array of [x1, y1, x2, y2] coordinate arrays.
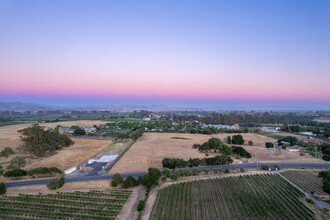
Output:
[[204, 168, 210, 174], [4, 169, 27, 178], [273, 164, 281, 170], [137, 200, 145, 211], [248, 141, 253, 145], [171, 173, 178, 180], [213, 168, 222, 174], [236, 155, 241, 159], [48, 167, 62, 175], [224, 169, 229, 173], [8, 156, 26, 170], [306, 198, 314, 204], [0, 182, 6, 195], [322, 155, 330, 161], [161, 176, 167, 182], [161, 168, 171, 178], [265, 142, 274, 148], [47, 176, 65, 190], [174, 169, 192, 177], [0, 147, 14, 158], [111, 173, 123, 187], [192, 168, 201, 176], [122, 175, 137, 188], [0, 165, 3, 175], [323, 208, 329, 212], [240, 168, 245, 172], [261, 165, 269, 170]]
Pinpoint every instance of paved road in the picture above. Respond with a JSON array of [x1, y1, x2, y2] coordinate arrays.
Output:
[[4, 163, 330, 188]]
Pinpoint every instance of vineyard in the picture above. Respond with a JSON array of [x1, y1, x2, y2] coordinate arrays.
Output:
[[281, 170, 326, 195], [151, 174, 315, 220], [0, 189, 131, 219]]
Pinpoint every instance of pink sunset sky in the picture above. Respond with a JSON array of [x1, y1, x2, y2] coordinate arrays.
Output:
[[0, 1, 329, 106]]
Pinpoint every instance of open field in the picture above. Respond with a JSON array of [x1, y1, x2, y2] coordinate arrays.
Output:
[[109, 132, 321, 174], [150, 174, 314, 219], [0, 121, 112, 181], [281, 170, 329, 199], [0, 189, 132, 219]]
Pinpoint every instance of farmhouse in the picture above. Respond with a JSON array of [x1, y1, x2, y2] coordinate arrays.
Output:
[[82, 126, 96, 133], [59, 127, 76, 134], [299, 132, 316, 136], [143, 117, 151, 121], [261, 127, 280, 133], [286, 145, 305, 152]]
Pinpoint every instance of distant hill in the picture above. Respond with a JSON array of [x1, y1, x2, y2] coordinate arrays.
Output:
[[0, 102, 59, 111], [0, 101, 199, 112]]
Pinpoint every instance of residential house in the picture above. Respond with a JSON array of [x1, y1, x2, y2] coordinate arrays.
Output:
[[82, 126, 96, 133], [286, 145, 305, 152]]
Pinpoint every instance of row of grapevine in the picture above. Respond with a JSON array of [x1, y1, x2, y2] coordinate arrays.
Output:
[[281, 170, 325, 195], [151, 174, 315, 220], [0, 189, 132, 219]]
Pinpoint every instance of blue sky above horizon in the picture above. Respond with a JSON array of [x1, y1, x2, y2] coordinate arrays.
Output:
[[0, 0, 329, 109]]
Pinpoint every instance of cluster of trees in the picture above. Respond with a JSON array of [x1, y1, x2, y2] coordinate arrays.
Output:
[[265, 142, 274, 148], [232, 146, 252, 158], [162, 155, 233, 169], [47, 176, 65, 190], [18, 124, 74, 157], [70, 126, 86, 135], [226, 135, 245, 145], [321, 144, 330, 161], [198, 138, 233, 155], [318, 170, 330, 194], [0, 147, 14, 158], [111, 168, 161, 191], [277, 136, 298, 146]]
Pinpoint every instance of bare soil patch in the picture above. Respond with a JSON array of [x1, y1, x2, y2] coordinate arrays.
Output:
[[110, 132, 321, 174]]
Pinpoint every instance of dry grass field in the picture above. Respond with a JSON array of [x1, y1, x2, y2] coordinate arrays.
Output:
[[0, 120, 111, 174], [109, 132, 321, 174]]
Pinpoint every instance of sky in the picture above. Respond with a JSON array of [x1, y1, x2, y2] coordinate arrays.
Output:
[[0, 0, 329, 109]]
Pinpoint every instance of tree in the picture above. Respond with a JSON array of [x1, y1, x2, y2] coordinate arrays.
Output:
[[261, 164, 269, 170], [8, 156, 26, 170], [0, 147, 14, 158], [47, 176, 65, 190], [232, 135, 244, 145], [0, 164, 3, 175], [265, 142, 274, 148], [137, 200, 145, 211], [122, 175, 137, 188], [161, 168, 171, 178], [281, 123, 290, 132], [273, 164, 281, 170], [74, 128, 86, 135], [248, 141, 253, 146], [111, 173, 123, 187], [218, 143, 232, 155], [226, 136, 232, 144], [0, 182, 6, 195], [19, 124, 74, 157], [192, 168, 201, 176], [203, 168, 210, 174]]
